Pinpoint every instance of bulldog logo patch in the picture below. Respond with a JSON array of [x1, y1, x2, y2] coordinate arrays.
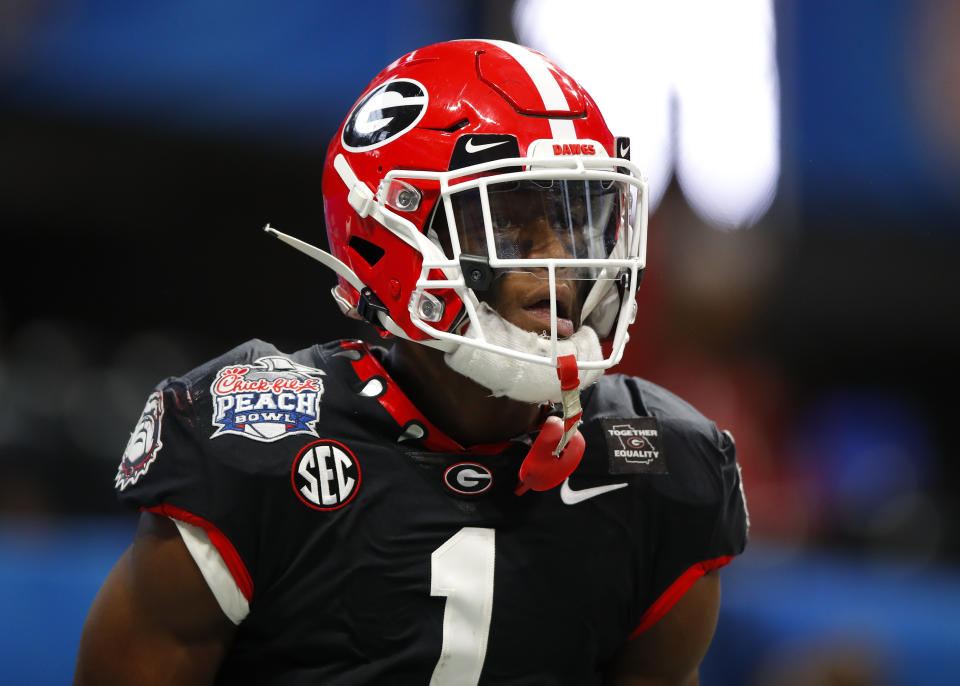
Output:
[[115, 391, 164, 491]]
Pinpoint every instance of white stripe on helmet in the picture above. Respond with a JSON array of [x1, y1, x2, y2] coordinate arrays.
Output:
[[483, 39, 577, 139]]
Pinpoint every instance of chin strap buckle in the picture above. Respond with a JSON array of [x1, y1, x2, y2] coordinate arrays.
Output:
[[554, 354, 584, 456], [357, 287, 389, 324], [514, 354, 586, 495]]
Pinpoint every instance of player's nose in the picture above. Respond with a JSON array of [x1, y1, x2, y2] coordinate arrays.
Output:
[[524, 223, 572, 261]]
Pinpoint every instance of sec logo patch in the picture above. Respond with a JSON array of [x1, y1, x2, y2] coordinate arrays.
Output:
[[292, 440, 361, 510]]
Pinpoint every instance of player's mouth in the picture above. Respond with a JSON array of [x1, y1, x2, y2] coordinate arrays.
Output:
[[521, 289, 575, 338]]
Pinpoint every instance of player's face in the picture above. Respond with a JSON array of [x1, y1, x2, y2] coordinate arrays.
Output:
[[485, 251, 582, 340], [440, 179, 622, 338]]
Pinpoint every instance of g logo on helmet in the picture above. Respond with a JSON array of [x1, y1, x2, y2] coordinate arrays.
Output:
[[341, 79, 428, 151]]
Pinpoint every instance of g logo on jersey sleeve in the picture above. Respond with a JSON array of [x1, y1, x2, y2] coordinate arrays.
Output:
[[115, 391, 164, 491], [292, 440, 361, 510], [211, 356, 325, 442]]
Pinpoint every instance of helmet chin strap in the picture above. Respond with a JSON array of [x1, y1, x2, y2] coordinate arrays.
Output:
[[265, 224, 454, 352], [264, 224, 365, 292]]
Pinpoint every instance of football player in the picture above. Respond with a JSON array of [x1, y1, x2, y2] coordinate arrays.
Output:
[[75, 40, 747, 685]]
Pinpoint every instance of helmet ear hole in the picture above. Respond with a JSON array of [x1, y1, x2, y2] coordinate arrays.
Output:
[[348, 236, 386, 267]]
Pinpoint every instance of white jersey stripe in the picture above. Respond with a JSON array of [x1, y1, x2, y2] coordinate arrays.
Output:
[[483, 39, 577, 139], [173, 518, 250, 625]]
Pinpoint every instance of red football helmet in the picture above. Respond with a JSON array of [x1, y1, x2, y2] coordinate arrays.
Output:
[[269, 39, 648, 385]]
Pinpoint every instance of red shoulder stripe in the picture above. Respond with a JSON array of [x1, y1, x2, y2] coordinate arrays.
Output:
[[628, 555, 735, 638]]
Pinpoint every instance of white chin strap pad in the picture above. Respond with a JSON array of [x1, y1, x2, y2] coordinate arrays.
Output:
[[443, 303, 604, 404]]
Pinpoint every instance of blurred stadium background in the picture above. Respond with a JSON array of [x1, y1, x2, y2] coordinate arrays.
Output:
[[1, 1, 959, 684]]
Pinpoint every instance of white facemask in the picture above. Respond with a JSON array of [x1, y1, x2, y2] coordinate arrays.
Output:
[[443, 302, 604, 404]]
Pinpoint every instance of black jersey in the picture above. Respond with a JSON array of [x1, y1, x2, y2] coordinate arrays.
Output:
[[114, 339, 748, 685]]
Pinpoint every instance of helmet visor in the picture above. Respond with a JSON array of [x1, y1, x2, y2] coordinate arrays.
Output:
[[440, 179, 626, 280]]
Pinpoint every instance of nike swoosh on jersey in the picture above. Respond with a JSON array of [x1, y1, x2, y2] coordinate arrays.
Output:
[[464, 138, 509, 154], [559, 478, 628, 505], [618, 143, 630, 157]]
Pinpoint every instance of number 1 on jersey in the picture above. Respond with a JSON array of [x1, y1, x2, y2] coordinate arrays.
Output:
[[429, 527, 496, 686]]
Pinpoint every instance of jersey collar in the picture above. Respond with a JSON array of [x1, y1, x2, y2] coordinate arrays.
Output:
[[338, 340, 524, 454]]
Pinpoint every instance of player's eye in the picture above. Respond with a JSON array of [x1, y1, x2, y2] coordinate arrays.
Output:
[[491, 212, 513, 232]]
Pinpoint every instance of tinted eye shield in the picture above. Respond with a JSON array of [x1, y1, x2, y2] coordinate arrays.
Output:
[[443, 178, 623, 280]]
